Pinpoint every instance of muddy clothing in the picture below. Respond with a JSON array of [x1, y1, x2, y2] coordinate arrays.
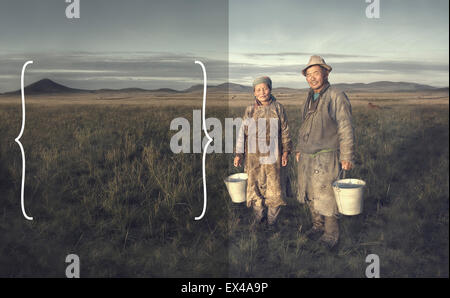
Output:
[[308, 203, 339, 245], [309, 208, 325, 231], [252, 204, 282, 225], [236, 96, 292, 209], [299, 151, 341, 216], [296, 83, 354, 217], [321, 215, 339, 247], [296, 83, 354, 161]]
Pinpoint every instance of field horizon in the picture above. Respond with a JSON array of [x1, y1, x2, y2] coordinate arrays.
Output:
[[1, 77, 448, 96]]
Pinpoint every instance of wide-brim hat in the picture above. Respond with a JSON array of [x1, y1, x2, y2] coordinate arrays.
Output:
[[302, 55, 332, 76]]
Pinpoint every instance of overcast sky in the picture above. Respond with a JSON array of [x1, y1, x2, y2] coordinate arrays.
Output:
[[0, 0, 448, 92]]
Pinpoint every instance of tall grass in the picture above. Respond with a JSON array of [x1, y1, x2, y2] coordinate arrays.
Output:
[[0, 102, 448, 277]]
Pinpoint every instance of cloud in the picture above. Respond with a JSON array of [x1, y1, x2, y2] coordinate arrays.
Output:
[[332, 61, 449, 73], [228, 59, 449, 88], [243, 52, 376, 59], [229, 60, 449, 76], [1, 51, 448, 92], [0, 51, 229, 92]]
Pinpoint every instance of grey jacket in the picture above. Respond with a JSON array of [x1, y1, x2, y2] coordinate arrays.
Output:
[[296, 83, 354, 163]]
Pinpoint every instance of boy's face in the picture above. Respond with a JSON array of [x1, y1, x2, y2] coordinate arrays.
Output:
[[253, 83, 271, 102]]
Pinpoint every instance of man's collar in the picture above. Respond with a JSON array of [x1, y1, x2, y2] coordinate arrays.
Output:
[[308, 81, 331, 97]]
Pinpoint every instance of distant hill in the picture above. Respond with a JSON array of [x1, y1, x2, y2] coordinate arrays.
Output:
[[214, 83, 252, 93], [431, 87, 449, 93], [153, 88, 182, 93], [2, 79, 183, 95], [185, 83, 253, 93], [332, 81, 443, 93], [208, 81, 446, 93], [4, 78, 89, 95], [182, 84, 209, 93], [96, 87, 146, 93], [95, 87, 181, 93], [2, 78, 447, 95], [272, 87, 304, 94]]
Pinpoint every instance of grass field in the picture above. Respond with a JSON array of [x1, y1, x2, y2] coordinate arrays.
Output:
[[0, 92, 448, 277]]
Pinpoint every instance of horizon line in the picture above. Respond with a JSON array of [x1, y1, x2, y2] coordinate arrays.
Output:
[[1, 78, 449, 94]]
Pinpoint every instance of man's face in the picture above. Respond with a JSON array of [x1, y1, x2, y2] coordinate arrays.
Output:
[[305, 65, 328, 92], [253, 83, 271, 102]]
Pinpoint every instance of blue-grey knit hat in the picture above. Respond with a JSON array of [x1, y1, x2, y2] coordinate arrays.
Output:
[[252, 76, 272, 90]]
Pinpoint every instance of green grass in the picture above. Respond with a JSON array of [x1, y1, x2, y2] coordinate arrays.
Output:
[[0, 103, 448, 277]]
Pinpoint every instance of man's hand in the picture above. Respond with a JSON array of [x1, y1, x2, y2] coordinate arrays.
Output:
[[295, 152, 301, 162], [234, 155, 242, 167], [281, 152, 289, 167], [341, 160, 353, 170]]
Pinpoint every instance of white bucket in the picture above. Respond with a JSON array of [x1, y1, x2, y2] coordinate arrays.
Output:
[[332, 178, 366, 215], [224, 173, 248, 203]]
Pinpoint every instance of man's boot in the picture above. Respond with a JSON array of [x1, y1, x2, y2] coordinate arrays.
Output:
[[252, 203, 266, 224], [319, 215, 339, 249], [267, 206, 281, 226], [304, 209, 324, 240]]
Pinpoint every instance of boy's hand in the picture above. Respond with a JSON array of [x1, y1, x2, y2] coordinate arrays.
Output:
[[281, 152, 289, 167], [295, 152, 300, 162], [234, 155, 242, 167]]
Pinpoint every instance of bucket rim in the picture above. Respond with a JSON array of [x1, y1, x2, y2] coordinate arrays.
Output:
[[225, 173, 248, 182], [332, 178, 366, 188]]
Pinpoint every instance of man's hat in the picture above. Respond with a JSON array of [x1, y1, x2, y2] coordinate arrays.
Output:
[[302, 55, 332, 76]]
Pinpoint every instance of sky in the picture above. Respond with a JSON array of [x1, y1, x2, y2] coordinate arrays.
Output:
[[0, 0, 448, 92]]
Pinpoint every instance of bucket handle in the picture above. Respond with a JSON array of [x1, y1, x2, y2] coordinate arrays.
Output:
[[334, 168, 345, 216], [337, 167, 364, 182], [337, 168, 347, 180]]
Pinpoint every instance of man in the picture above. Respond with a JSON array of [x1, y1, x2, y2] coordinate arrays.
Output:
[[295, 55, 354, 249]]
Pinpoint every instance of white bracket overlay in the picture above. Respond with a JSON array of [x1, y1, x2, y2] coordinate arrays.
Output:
[[194, 60, 212, 221], [16, 60, 34, 221]]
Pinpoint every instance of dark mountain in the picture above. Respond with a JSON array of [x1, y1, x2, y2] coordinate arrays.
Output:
[[2, 79, 183, 95], [4, 78, 89, 95], [152, 88, 182, 93]]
